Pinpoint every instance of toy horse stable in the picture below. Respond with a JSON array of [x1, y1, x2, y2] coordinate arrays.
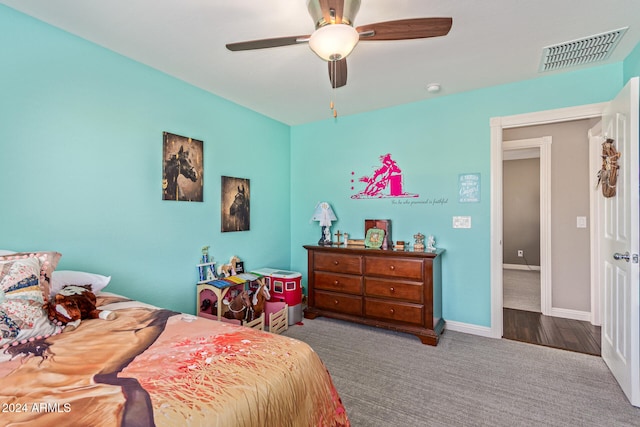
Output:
[[195, 256, 291, 333]]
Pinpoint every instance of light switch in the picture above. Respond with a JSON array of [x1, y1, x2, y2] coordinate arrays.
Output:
[[453, 216, 471, 229], [577, 216, 587, 228]]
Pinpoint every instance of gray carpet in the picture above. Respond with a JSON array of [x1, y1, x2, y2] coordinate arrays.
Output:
[[503, 269, 541, 312], [283, 317, 640, 426]]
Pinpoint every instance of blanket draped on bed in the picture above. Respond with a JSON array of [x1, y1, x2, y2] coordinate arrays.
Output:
[[0, 295, 349, 426]]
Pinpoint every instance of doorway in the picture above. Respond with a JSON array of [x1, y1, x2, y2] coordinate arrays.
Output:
[[490, 103, 607, 341], [498, 121, 602, 355], [502, 138, 549, 315], [500, 136, 601, 355]]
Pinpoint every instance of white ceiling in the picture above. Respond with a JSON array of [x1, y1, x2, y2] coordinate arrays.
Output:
[[3, 0, 640, 125]]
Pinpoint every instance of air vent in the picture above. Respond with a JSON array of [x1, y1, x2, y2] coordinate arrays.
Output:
[[539, 27, 627, 72]]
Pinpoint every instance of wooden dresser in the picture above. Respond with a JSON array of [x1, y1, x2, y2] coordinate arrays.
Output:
[[303, 245, 445, 345]]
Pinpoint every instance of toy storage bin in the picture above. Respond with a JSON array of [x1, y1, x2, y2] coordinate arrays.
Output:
[[252, 268, 303, 325]]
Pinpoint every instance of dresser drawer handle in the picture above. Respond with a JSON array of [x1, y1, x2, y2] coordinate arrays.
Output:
[[333, 260, 339, 265], [334, 300, 339, 305], [389, 265, 395, 271], [390, 308, 395, 314], [334, 280, 340, 286], [389, 287, 395, 293]]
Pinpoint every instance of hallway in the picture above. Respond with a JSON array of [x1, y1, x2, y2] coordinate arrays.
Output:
[[503, 308, 601, 356], [503, 269, 600, 356]]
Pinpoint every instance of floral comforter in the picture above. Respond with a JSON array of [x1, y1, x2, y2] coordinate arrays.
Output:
[[0, 294, 349, 426]]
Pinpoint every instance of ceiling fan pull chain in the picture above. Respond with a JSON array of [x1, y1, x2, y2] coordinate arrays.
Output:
[[331, 60, 338, 118]]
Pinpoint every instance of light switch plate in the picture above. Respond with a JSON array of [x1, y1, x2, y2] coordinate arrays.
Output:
[[577, 216, 587, 228], [453, 216, 471, 229]]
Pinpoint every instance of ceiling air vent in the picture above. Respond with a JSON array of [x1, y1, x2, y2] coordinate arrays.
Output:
[[539, 27, 627, 72]]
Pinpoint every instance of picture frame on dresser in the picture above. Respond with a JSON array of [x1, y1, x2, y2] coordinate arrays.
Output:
[[365, 219, 392, 249], [364, 228, 385, 248]]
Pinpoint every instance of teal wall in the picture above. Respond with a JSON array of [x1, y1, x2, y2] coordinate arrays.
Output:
[[624, 39, 640, 82], [2, 4, 638, 327], [0, 6, 291, 314], [290, 65, 624, 326]]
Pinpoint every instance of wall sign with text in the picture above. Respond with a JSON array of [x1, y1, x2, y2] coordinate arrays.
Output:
[[458, 173, 481, 203]]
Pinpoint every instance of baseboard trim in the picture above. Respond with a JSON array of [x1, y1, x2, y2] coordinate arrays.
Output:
[[445, 320, 496, 338], [503, 263, 541, 271], [548, 307, 592, 322]]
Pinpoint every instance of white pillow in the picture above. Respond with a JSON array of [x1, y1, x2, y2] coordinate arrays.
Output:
[[50, 270, 111, 296], [0, 250, 16, 256]]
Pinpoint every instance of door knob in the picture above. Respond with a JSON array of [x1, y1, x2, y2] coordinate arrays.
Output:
[[613, 252, 630, 262]]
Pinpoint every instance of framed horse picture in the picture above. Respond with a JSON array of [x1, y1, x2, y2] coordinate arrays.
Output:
[[162, 132, 203, 201], [221, 176, 250, 232]]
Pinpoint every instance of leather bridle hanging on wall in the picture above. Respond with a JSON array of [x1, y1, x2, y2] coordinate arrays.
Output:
[[597, 138, 621, 198]]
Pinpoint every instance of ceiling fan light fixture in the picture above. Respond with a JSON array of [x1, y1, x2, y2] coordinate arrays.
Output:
[[308, 24, 359, 61]]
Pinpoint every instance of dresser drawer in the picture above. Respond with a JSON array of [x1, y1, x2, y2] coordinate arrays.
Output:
[[315, 271, 362, 295], [315, 291, 363, 316], [364, 278, 423, 303], [314, 252, 362, 275], [365, 298, 424, 325], [364, 256, 423, 280]]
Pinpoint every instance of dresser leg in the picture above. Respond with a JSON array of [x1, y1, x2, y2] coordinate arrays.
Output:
[[417, 333, 439, 346]]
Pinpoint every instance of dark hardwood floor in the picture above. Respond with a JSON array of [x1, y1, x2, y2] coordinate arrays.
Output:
[[503, 308, 601, 356]]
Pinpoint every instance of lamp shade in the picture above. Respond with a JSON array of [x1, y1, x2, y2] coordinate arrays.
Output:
[[311, 202, 337, 226], [308, 24, 359, 61]]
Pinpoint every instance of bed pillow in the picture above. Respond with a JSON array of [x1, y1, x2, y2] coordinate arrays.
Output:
[[50, 270, 111, 296], [0, 251, 62, 300], [0, 250, 16, 256], [0, 257, 63, 349]]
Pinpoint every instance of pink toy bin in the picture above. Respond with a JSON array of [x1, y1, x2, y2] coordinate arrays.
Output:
[[253, 268, 303, 325]]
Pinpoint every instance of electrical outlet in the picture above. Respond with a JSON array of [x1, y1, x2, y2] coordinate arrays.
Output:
[[517, 250, 524, 257]]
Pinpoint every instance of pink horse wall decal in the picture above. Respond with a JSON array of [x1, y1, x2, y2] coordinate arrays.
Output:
[[351, 153, 419, 199]]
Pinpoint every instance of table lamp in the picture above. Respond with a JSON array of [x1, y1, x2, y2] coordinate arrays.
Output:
[[311, 202, 337, 246]]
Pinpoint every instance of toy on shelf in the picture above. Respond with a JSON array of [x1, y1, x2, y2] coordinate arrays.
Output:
[[427, 235, 437, 252], [217, 255, 240, 277], [197, 246, 217, 283], [413, 232, 425, 251]]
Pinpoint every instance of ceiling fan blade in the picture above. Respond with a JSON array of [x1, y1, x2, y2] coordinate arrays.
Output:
[[357, 17, 452, 41], [328, 58, 347, 88], [319, 0, 345, 24], [226, 35, 310, 52]]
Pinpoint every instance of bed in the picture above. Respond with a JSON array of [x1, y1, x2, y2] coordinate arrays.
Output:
[[0, 251, 349, 426]]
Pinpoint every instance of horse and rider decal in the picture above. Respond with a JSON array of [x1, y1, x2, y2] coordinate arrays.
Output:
[[351, 153, 418, 199]]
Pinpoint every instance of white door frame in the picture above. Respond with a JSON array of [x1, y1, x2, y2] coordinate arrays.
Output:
[[490, 102, 608, 338], [503, 137, 552, 315], [588, 121, 603, 326]]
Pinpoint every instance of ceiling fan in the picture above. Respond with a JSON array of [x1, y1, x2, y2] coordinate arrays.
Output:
[[226, 0, 452, 89]]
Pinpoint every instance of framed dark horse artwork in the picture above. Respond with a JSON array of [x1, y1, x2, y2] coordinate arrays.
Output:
[[221, 176, 250, 232], [162, 132, 203, 201]]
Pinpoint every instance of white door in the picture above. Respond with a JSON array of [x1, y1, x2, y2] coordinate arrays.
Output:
[[600, 77, 639, 407]]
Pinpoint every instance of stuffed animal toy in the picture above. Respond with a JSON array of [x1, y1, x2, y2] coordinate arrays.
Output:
[[217, 255, 240, 277], [47, 284, 116, 330]]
